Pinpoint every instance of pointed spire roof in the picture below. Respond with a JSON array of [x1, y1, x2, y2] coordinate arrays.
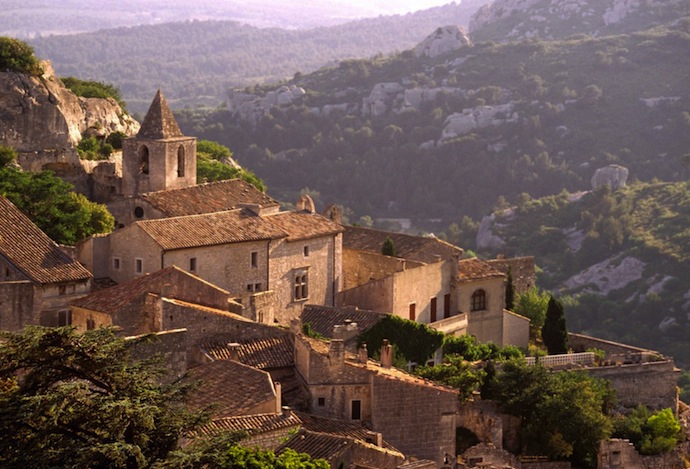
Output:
[[137, 89, 184, 139]]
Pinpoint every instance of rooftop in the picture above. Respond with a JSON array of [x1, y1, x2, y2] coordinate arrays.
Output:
[[277, 429, 351, 462], [141, 178, 279, 218], [195, 412, 301, 438], [457, 257, 505, 282], [136, 90, 184, 140], [202, 335, 294, 369], [264, 210, 343, 241], [0, 196, 92, 285], [343, 226, 462, 264], [296, 411, 399, 452], [301, 305, 387, 339]]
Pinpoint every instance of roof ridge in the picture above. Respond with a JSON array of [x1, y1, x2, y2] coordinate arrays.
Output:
[[136, 89, 184, 140]]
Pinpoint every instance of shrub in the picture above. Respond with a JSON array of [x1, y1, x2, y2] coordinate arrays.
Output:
[[0, 37, 43, 75]]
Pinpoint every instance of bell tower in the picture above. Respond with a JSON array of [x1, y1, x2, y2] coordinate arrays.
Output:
[[122, 90, 196, 197]]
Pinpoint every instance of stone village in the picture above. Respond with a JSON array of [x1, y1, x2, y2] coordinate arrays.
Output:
[[0, 90, 684, 469]]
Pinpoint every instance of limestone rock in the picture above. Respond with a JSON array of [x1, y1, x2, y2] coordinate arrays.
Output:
[[227, 85, 306, 124], [476, 214, 506, 251], [414, 25, 472, 58], [362, 82, 403, 117], [440, 103, 516, 141], [591, 164, 628, 190], [562, 256, 645, 295]]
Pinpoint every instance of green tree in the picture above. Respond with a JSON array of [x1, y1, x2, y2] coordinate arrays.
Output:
[[382, 236, 397, 257], [0, 36, 43, 75], [0, 326, 204, 468], [613, 406, 682, 455], [0, 166, 114, 244], [413, 355, 485, 401], [542, 296, 568, 355], [0, 145, 17, 167], [505, 268, 515, 311], [61, 76, 127, 110], [358, 315, 444, 365], [514, 287, 550, 334]]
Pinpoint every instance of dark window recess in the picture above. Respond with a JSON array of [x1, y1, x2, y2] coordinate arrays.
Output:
[[318, 397, 325, 407], [444, 293, 451, 318], [351, 400, 361, 420], [430, 297, 437, 323], [134, 206, 144, 218], [471, 290, 487, 311]]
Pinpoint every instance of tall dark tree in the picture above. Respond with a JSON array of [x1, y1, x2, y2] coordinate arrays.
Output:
[[505, 268, 515, 311], [542, 296, 568, 355], [381, 236, 397, 257]]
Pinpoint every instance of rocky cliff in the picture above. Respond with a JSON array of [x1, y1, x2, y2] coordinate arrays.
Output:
[[0, 61, 139, 177]]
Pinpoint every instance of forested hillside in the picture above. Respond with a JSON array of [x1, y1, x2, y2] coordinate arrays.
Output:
[[29, 3, 479, 113], [176, 22, 690, 225]]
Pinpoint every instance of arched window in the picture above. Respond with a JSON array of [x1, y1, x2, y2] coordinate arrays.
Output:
[[177, 145, 185, 177], [139, 145, 150, 175], [471, 289, 487, 311]]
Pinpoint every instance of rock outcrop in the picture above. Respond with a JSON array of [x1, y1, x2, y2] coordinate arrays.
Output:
[[414, 25, 472, 58], [476, 214, 507, 251], [227, 85, 305, 125], [591, 164, 628, 190], [561, 256, 645, 295], [0, 61, 138, 174], [440, 103, 517, 141]]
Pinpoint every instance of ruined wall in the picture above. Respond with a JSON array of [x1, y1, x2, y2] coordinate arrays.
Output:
[[486, 257, 535, 296], [338, 275, 394, 315], [371, 374, 458, 465], [128, 328, 188, 379], [568, 332, 650, 355], [456, 401, 503, 448], [0, 281, 36, 331], [460, 443, 521, 468], [342, 249, 409, 289], [598, 439, 645, 469]]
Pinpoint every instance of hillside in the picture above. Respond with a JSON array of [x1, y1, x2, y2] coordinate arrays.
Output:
[[477, 180, 690, 366], [175, 22, 690, 224], [28, 3, 482, 113]]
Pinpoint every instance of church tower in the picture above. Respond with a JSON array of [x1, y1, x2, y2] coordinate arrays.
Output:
[[122, 90, 196, 197]]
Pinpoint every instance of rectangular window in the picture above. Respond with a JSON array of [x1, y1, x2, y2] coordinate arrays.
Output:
[[294, 272, 308, 301], [430, 297, 437, 323], [351, 400, 361, 420], [113, 257, 121, 271], [318, 397, 325, 407], [303, 245, 310, 257], [58, 309, 72, 326], [189, 257, 197, 273], [59, 285, 66, 295], [250, 251, 258, 268], [409, 303, 416, 322], [444, 293, 451, 319], [246, 283, 262, 293], [135, 258, 143, 274]]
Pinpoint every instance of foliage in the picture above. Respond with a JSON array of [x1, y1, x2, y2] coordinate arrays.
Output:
[[413, 355, 485, 401], [61, 76, 127, 110], [301, 322, 326, 340], [0, 326, 205, 468], [198, 139, 233, 160], [197, 139, 266, 192], [77, 135, 114, 160], [490, 358, 614, 467], [381, 236, 397, 257], [358, 314, 444, 365], [0, 166, 114, 244], [505, 268, 515, 311], [542, 296, 568, 355], [442, 334, 523, 362], [0, 145, 17, 167], [0, 36, 43, 75], [514, 287, 551, 334], [106, 131, 127, 150], [612, 406, 682, 455]]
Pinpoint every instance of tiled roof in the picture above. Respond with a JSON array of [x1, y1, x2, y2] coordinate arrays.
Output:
[[264, 210, 343, 241], [295, 412, 399, 452], [185, 360, 275, 418], [137, 208, 287, 250], [71, 266, 227, 315], [457, 258, 505, 282], [277, 430, 351, 462], [141, 179, 279, 217], [301, 305, 387, 339], [343, 226, 462, 264], [202, 336, 294, 369], [0, 196, 92, 284], [137, 90, 183, 139], [195, 412, 301, 438]]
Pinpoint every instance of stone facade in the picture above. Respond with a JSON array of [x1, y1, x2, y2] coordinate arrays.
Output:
[[462, 276, 507, 345]]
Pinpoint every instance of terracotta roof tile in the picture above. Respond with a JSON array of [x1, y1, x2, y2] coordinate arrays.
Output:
[[295, 412, 399, 452], [277, 430, 351, 462], [264, 210, 343, 241], [457, 258, 505, 282], [301, 305, 386, 339], [137, 90, 183, 139], [185, 360, 275, 418], [343, 226, 462, 263], [0, 196, 92, 284], [202, 336, 294, 369], [137, 208, 287, 250], [141, 178, 279, 217], [195, 412, 301, 438]]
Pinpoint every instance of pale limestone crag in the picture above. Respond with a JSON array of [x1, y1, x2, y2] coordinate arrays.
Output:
[[414, 25, 472, 58], [476, 214, 507, 251], [440, 103, 517, 141], [561, 255, 645, 295], [591, 164, 628, 190]]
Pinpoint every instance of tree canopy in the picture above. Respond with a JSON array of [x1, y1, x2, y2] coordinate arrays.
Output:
[[542, 296, 568, 355], [0, 36, 43, 75]]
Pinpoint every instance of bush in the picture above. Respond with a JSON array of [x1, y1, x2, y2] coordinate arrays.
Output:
[[61, 77, 127, 111], [0, 37, 43, 75]]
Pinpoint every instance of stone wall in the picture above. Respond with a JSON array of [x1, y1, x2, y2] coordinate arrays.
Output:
[[486, 257, 535, 296], [338, 274, 394, 314], [0, 281, 36, 331], [392, 260, 454, 323], [127, 328, 188, 379], [456, 401, 503, 449], [342, 249, 409, 289], [107, 223, 162, 284], [502, 310, 530, 348], [460, 443, 520, 468], [568, 332, 650, 355], [462, 277, 505, 346]]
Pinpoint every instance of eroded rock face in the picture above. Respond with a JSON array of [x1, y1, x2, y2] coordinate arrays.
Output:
[[0, 61, 138, 173], [591, 164, 628, 190], [476, 214, 506, 251], [561, 255, 645, 295], [414, 25, 473, 58]]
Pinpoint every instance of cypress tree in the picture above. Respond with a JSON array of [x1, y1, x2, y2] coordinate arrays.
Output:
[[542, 296, 568, 354], [382, 236, 397, 257], [505, 268, 515, 310]]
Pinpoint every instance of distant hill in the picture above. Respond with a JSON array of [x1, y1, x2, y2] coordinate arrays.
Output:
[[477, 180, 690, 367], [28, 3, 484, 113]]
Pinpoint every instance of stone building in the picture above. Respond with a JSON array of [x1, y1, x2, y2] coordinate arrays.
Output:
[[0, 196, 92, 330]]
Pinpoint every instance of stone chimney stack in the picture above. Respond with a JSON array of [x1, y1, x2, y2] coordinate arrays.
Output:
[[274, 381, 282, 413], [290, 318, 301, 334], [380, 339, 393, 368], [358, 343, 368, 364], [227, 342, 241, 361], [281, 406, 292, 418], [333, 324, 344, 340], [329, 338, 345, 369], [366, 430, 383, 447]]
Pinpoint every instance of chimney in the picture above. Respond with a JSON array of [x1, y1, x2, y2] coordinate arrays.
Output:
[[227, 342, 240, 361], [281, 406, 292, 418], [329, 338, 345, 368], [333, 324, 344, 340], [274, 381, 282, 413], [290, 318, 301, 334], [359, 343, 368, 364], [365, 431, 383, 447], [380, 339, 393, 368]]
